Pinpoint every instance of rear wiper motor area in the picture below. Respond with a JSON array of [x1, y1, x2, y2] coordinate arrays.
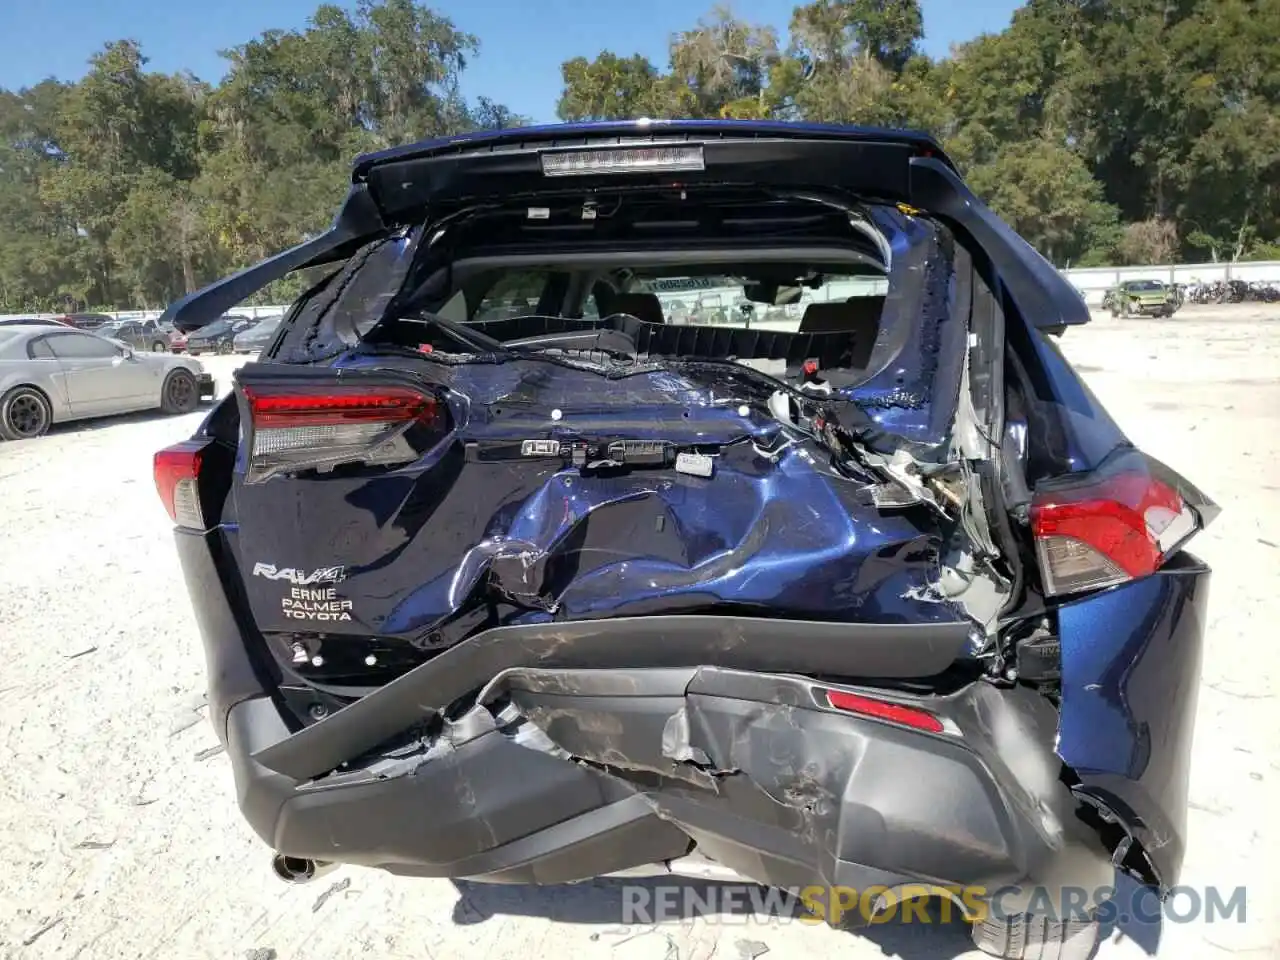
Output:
[[397, 312, 641, 363]]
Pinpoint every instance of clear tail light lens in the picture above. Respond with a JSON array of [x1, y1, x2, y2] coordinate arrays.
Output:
[[1030, 449, 1213, 597], [241, 383, 446, 483], [155, 439, 213, 530]]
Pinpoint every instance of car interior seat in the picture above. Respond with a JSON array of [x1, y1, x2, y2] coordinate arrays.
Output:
[[797, 296, 885, 368]]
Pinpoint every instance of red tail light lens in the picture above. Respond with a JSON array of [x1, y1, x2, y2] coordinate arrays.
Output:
[[155, 439, 211, 529], [825, 689, 945, 734], [242, 384, 445, 483], [1030, 451, 1203, 597]]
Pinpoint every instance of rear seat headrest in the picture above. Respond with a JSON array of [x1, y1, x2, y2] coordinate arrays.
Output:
[[607, 292, 665, 325], [798, 296, 885, 368]]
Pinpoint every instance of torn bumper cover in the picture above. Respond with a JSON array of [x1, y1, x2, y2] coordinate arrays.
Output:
[[184, 527, 1207, 913]]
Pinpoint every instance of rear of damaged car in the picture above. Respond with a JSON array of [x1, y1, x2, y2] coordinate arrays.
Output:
[[155, 122, 1216, 958]]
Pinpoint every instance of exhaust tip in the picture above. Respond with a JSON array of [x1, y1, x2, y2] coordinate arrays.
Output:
[[270, 853, 334, 884]]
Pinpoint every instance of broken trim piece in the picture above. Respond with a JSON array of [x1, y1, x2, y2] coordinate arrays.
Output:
[[251, 615, 974, 781]]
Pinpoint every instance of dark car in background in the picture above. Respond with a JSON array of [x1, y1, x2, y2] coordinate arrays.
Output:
[[183, 314, 257, 355], [155, 121, 1217, 960], [231, 315, 282, 354], [95, 318, 176, 352], [55, 312, 114, 331]]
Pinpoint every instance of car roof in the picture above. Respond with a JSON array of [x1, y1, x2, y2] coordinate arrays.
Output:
[[0, 324, 89, 353], [0, 323, 67, 335]]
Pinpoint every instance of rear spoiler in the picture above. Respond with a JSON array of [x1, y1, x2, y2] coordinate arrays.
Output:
[[160, 125, 1088, 333]]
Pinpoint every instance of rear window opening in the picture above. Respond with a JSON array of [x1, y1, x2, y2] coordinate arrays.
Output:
[[369, 258, 896, 380], [275, 189, 970, 430], [441, 266, 890, 332]]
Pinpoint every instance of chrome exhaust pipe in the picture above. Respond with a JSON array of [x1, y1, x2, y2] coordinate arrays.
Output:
[[270, 853, 337, 884], [603, 852, 750, 883]]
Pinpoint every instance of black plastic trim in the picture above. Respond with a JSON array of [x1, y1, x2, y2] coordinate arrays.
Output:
[[175, 528, 272, 742], [253, 616, 972, 781], [363, 138, 916, 221], [219, 665, 1114, 909], [909, 157, 1090, 330]]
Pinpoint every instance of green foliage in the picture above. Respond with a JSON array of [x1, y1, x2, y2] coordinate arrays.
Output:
[[0, 0, 527, 313], [966, 138, 1121, 265], [5, 0, 1280, 315], [557, 0, 1280, 267]]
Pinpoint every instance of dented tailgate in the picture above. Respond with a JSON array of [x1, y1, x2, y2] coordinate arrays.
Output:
[[224, 355, 975, 685]]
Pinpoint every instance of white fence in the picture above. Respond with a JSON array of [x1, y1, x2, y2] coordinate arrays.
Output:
[[1063, 260, 1280, 306], [5, 260, 1280, 322]]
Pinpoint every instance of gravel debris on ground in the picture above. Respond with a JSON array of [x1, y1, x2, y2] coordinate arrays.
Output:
[[1, 306, 1277, 958]]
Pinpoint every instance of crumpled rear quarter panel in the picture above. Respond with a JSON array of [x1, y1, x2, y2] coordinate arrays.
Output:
[[1055, 553, 1210, 888]]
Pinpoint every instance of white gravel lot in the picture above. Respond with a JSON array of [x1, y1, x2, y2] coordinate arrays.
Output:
[[2, 307, 1278, 959]]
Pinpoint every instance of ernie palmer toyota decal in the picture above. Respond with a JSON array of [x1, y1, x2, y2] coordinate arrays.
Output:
[[253, 563, 353, 621]]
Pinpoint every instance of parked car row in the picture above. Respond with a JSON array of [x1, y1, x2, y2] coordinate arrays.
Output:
[[2, 312, 285, 352], [0, 306, 281, 440], [179, 314, 259, 355], [94, 318, 177, 353]]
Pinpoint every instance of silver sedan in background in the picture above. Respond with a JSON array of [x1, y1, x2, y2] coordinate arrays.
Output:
[[0, 324, 215, 440]]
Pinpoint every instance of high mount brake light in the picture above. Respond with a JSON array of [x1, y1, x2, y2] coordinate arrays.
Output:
[[1030, 453, 1202, 597], [540, 144, 705, 177], [241, 384, 445, 483], [825, 689, 945, 734], [155, 439, 213, 530]]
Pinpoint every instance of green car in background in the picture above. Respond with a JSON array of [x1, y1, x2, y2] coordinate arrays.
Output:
[[1101, 278, 1178, 317]]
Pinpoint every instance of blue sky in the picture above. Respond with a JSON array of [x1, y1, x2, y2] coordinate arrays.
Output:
[[1, 0, 1021, 122]]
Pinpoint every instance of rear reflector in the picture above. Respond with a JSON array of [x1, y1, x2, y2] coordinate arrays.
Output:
[[541, 145, 705, 177], [155, 439, 211, 530], [825, 689, 945, 734], [242, 384, 445, 482], [1030, 451, 1204, 596]]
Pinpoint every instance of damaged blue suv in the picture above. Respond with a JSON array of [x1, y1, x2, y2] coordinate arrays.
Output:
[[155, 121, 1216, 959]]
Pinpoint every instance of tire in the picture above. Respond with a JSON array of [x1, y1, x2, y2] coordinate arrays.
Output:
[[151, 340, 168, 352], [161, 369, 199, 415], [971, 912, 1099, 960], [0, 386, 53, 441]]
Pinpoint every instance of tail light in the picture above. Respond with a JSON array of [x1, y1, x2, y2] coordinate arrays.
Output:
[[1030, 449, 1214, 597], [241, 382, 446, 483], [155, 439, 213, 530]]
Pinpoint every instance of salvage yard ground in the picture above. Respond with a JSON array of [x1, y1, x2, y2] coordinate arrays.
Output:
[[1, 304, 1277, 959]]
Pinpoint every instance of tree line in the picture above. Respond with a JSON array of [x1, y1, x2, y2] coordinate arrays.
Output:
[[2, 0, 1277, 313]]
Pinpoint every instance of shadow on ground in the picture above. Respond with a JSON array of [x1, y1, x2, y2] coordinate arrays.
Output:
[[44, 399, 215, 437], [450, 873, 1165, 959], [451, 878, 978, 960]]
